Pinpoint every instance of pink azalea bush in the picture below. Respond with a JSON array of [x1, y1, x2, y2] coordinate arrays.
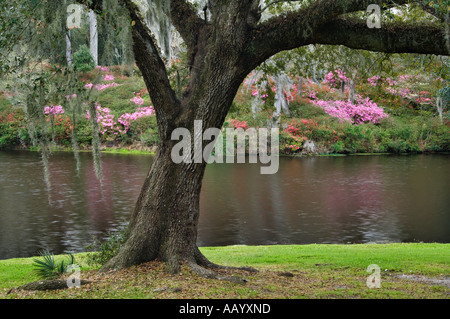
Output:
[[95, 65, 109, 72], [86, 101, 155, 136], [130, 95, 145, 106], [44, 105, 65, 115], [312, 96, 389, 124], [118, 107, 155, 132], [85, 81, 119, 91], [228, 119, 249, 130], [104, 74, 115, 81], [367, 75, 381, 86], [323, 69, 349, 87], [86, 103, 124, 135]]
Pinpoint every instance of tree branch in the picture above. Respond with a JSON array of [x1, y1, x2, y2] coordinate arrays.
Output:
[[122, 0, 181, 125], [313, 16, 450, 56], [169, 0, 205, 50], [259, 0, 303, 13], [248, 0, 447, 69], [419, 2, 448, 23], [75, 0, 103, 14]]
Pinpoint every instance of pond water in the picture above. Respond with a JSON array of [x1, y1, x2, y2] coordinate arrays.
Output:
[[0, 150, 449, 259]]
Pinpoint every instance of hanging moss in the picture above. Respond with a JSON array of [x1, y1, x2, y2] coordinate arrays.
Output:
[[87, 100, 103, 183]]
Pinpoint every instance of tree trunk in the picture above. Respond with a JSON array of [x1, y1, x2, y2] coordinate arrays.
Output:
[[66, 30, 72, 67], [89, 9, 98, 66], [102, 30, 253, 275], [102, 105, 255, 277], [436, 96, 444, 124], [102, 143, 206, 272]]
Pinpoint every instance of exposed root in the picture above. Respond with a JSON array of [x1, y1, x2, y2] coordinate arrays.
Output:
[[187, 247, 258, 283], [187, 261, 249, 284], [194, 246, 259, 273], [188, 261, 218, 279]]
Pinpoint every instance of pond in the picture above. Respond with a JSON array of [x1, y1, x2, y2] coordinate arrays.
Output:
[[0, 150, 449, 259]]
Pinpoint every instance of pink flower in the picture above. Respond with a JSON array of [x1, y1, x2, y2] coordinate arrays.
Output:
[[104, 74, 115, 81], [96, 65, 109, 72], [44, 105, 65, 115], [367, 75, 381, 86], [323, 69, 348, 87], [307, 91, 317, 99], [311, 97, 389, 124], [118, 106, 155, 133], [130, 96, 145, 106], [94, 82, 119, 91], [229, 119, 249, 130]]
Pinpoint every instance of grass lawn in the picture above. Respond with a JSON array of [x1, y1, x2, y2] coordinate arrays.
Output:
[[0, 243, 448, 299]]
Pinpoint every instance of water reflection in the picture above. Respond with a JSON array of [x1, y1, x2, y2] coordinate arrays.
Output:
[[198, 155, 450, 246], [0, 151, 449, 259]]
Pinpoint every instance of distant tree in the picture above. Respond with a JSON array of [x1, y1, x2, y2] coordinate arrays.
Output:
[[73, 44, 95, 72], [89, 9, 98, 66]]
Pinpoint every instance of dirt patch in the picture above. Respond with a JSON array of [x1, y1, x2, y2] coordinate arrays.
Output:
[[396, 274, 450, 288]]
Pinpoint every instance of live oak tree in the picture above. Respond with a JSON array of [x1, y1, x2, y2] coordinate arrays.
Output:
[[73, 0, 448, 276]]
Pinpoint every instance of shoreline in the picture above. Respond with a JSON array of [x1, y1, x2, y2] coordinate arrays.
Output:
[[3, 144, 449, 157]]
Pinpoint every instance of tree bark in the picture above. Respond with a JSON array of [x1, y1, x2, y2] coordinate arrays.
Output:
[[102, 145, 207, 272], [89, 9, 98, 66], [66, 30, 72, 67]]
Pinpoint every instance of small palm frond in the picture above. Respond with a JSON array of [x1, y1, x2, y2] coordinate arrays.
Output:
[[32, 249, 58, 279], [66, 253, 75, 266], [32, 250, 77, 279]]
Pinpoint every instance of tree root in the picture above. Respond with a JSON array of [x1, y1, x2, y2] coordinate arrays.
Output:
[[194, 246, 258, 273], [15, 279, 91, 291], [187, 261, 249, 284], [187, 247, 258, 283]]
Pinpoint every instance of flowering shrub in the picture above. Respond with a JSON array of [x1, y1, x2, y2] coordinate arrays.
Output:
[[307, 90, 317, 100], [323, 69, 349, 88], [85, 100, 155, 139], [118, 107, 155, 133], [228, 119, 249, 130], [312, 96, 389, 124], [130, 95, 145, 106], [51, 115, 73, 144], [367, 75, 381, 86], [85, 82, 119, 91], [0, 106, 27, 148], [86, 103, 123, 136], [104, 74, 115, 81], [283, 144, 301, 153], [281, 119, 317, 154], [44, 105, 65, 115], [96, 65, 109, 73]]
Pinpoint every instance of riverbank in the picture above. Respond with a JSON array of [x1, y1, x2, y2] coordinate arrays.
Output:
[[6, 142, 449, 158], [1, 67, 449, 155], [1, 243, 449, 299]]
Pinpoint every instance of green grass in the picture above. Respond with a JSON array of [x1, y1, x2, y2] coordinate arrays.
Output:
[[1, 244, 449, 299], [201, 243, 449, 276]]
